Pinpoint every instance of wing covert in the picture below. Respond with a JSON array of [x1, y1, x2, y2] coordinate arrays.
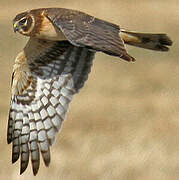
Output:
[[45, 8, 135, 61]]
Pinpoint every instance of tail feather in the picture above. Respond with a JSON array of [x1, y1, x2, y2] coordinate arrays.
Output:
[[120, 29, 173, 51]]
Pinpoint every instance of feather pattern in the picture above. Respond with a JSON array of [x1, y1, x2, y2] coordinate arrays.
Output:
[[8, 39, 95, 175], [45, 8, 135, 61]]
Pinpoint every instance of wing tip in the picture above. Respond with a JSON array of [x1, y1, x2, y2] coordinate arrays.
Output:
[[12, 153, 20, 164], [42, 150, 51, 167], [121, 53, 136, 62], [7, 136, 12, 144], [32, 160, 40, 176], [20, 164, 28, 175]]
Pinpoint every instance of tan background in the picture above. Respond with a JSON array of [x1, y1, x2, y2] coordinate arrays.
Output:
[[0, 0, 178, 179]]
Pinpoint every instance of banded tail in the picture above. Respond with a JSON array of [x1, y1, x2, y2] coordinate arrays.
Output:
[[120, 29, 173, 51]]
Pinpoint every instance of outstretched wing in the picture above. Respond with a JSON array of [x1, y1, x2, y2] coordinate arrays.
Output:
[[7, 38, 95, 175], [44, 8, 135, 62]]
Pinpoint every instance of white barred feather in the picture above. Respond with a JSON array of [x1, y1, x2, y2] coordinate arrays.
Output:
[[8, 38, 95, 175]]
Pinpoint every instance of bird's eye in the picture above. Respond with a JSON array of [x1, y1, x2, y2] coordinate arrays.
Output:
[[19, 18, 27, 25]]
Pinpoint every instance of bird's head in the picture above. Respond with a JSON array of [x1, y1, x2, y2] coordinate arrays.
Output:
[[13, 11, 35, 36], [13, 9, 66, 40]]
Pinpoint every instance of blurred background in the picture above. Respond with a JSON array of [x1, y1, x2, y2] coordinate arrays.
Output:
[[0, 0, 179, 179]]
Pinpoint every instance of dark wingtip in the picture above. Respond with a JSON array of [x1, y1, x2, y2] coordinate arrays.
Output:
[[32, 160, 40, 176], [42, 151, 51, 167], [12, 153, 19, 164], [7, 136, 12, 144], [121, 53, 136, 62], [20, 168, 25, 175], [20, 160, 29, 175], [20, 166, 27, 175], [44, 157, 50, 167], [130, 56, 136, 62], [33, 167, 39, 176]]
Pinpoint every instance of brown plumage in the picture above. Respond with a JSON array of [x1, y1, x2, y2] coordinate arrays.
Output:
[[9, 7, 172, 175]]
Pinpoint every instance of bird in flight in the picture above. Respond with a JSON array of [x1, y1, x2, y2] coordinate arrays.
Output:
[[8, 7, 172, 175]]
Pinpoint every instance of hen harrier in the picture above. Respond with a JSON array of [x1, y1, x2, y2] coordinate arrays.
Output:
[[8, 7, 172, 175]]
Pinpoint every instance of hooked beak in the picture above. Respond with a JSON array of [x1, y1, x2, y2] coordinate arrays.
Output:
[[13, 22, 19, 32]]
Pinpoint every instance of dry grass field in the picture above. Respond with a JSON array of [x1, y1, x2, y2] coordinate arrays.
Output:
[[0, 0, 179, 179]]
